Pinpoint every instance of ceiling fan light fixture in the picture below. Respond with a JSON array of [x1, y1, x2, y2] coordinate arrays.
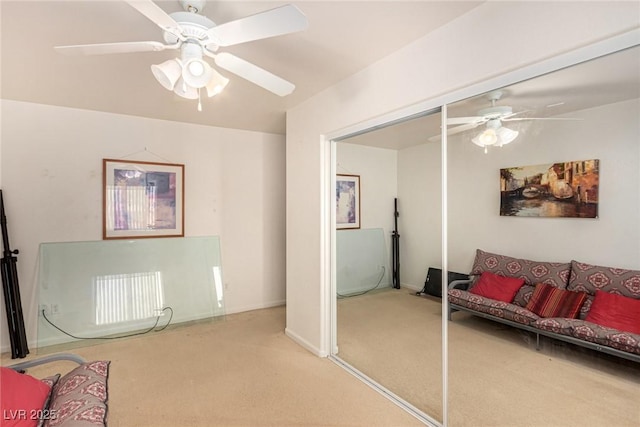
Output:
[[472, 128, 498, 147], [54, 1, 308, 104], [496, 126, 519, 146], [151, 59, 182, 90], [173, 77, 199, 99], [205, 69, 229, 97], [182, 58, 213, 88]]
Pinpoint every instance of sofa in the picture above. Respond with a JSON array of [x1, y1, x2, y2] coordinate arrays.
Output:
[[2, 353, 110, 427], [447, 249, 640, 363]]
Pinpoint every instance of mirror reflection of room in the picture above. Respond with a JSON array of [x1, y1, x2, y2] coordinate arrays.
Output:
[[334, 110, 445, 422], [445, 46, 640, 427], [333, 45, 639, 427]]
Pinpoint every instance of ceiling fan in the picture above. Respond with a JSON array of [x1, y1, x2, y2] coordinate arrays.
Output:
[[429, 90, 579, 153], [55, 0, 308, 110]]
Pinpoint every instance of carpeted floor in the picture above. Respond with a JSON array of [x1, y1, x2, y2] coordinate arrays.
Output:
[[3, 306, 422, 427], [337, 288, 640, 427], [4, 292, 639, 426]]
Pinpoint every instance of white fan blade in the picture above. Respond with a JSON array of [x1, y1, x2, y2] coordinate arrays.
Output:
[[125, 0, 184, 38], [499, 109, 531, 120], [427, 122, 483, 142], [502, 117, 582, 122], [446, 116, 485, 125], [214, 52, 295, 96], [55, 41, 177, 55], [206, 4, 308, 47], [447, 122, 483, 135]]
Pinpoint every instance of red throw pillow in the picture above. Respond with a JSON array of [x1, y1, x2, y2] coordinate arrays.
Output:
[[0, 367, 51, 427], [469, 271, 525, 303], [526, 283, 587, 318], [585, 291, 640, 334]]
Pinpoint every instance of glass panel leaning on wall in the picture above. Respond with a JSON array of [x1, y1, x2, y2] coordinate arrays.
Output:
[[37, 236, 225, 352]]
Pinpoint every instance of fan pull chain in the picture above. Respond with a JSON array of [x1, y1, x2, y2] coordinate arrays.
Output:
[[197, 89, 202, 112]]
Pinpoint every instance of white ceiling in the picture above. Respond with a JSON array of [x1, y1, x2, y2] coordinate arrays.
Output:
[[0, 0, 483, 134], [342, 45, 640, 149]]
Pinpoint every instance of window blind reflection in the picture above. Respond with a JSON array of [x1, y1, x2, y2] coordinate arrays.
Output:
[[94, 272, 164, 325]]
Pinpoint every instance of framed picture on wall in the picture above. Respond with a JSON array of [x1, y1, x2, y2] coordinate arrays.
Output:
[[336, 174, 360, 229], [500, 159, 599, 218], [103, 159, 185, 239]]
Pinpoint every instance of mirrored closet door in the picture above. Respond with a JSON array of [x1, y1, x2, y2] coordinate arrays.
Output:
[[333, 109, 446, 423], [330, 40, 639, 427], [445, 45, 640, 426]]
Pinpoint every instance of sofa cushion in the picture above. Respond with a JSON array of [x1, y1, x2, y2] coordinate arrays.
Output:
[[533, 318, 640, 355], [577, 295, 594, 320], [39, 374, 61, 427], [448, 288, 540, 325], [568, 260, 640, 298], [571, 320, 640, 355], [534, 317, 575, 335], [469, 271, 525, 303], [470, 249, 571, 289], [525, 283, 587, 318], [0, 367, 52, 427], [585, 290, 640, 334], [44, 360, 110, 427], [511, 284, 535, 308]]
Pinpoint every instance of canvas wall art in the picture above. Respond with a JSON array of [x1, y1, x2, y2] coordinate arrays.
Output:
[[500, 159, 599, 218]]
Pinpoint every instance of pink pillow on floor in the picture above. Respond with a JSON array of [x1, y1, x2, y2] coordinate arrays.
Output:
[[0, 367, 51, 427], [469, 271, 525, 303]]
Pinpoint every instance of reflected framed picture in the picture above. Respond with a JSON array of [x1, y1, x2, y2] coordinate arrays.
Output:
[[103, 159, 185, 239], [500, 159, 599, 218], [336, 174, 360, 229]]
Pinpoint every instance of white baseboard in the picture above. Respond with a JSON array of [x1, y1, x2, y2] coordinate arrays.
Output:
[[0, 342, 36, 356], [28, 300, 286, 350], [337, 283, 392, 296], [224, 299, 285, 315], [402, 283, 422, 292], [285, 327, 327, 357], [35, 309, 221, 349]]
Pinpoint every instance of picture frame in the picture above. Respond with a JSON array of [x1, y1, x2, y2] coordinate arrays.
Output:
[[336, 174, 360, 229], [103, 159, 185, 239], [500, 159, 599, 218]]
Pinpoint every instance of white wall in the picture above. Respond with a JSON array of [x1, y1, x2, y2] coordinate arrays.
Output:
[[337, 143, 397, 234], [447, 99, 640, 272], [336, 142, 397, 293], [0, 100, 286, 352], [397, 141, 442, 291], [285, 1, 640, 356], [396, 99, 640, 281]]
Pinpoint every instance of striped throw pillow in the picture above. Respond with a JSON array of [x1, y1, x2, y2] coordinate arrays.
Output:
[[526, 283, 587, 318]]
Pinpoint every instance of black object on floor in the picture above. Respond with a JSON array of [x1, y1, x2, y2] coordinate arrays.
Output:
[[417, 267, 469, 298], [0, 190, 29, 359], [391, 198, 400, 289]]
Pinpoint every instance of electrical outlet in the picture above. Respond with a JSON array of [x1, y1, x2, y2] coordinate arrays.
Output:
[[39, 304, 49, 315], [51, 304, 60, 315]]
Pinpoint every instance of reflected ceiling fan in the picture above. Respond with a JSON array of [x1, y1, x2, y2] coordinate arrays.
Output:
[[55, 0, 308, 110], [430, 90, 579, 153]]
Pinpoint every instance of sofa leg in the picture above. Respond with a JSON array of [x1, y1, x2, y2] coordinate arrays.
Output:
[[536, 333, 541, 351]]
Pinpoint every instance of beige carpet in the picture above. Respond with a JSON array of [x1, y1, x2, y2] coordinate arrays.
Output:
[[337, 288, 640, 427], [2, 306, 422, 427]]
